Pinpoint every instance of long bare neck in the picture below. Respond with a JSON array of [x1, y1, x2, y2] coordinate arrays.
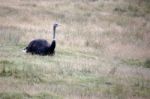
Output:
[[53, 26, 56, 40]]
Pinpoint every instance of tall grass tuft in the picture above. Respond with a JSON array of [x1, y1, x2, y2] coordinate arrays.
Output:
[[0, 26, 23, 45]]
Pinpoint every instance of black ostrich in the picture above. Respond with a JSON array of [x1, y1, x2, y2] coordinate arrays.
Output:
[[24, 23, 59, 55]]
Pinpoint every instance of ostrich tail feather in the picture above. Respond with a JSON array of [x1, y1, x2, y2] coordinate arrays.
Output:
[[22, 48, 27, 53]]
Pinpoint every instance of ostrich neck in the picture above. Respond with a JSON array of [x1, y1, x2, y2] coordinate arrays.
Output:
[[53, 26, 56, 40]]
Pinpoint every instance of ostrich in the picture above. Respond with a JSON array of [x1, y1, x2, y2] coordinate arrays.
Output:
[[24, 23, 59, 55]]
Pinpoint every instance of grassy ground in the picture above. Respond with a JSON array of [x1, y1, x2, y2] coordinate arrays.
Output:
[[0, 0, 150, 99]]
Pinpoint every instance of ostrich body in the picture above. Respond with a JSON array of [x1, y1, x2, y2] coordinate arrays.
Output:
[[25, 23, 58, 55]]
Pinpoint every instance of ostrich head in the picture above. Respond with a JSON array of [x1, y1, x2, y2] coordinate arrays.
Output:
[[54, 23, 59, 28]]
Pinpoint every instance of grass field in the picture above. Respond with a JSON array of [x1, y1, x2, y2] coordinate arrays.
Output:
[[0, 0, 150, 99]]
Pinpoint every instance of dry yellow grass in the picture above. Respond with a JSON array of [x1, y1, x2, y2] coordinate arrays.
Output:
[[0, 0, 150, 99]]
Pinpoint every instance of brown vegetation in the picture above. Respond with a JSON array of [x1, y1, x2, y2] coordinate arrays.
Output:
[[0, 0, 150, 99]]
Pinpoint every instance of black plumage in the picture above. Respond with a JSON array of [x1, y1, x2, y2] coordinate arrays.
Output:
[[24, 23, 58, 55]]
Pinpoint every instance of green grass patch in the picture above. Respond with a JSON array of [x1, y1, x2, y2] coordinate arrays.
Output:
[[144, 59, 150, 68], [0, 92, 62, 99], [0, 59, 46, 83], [121, 58, 150, 68], [131, 78, 150, 97], [104, 83, 127, 99], [133, 87, 150, 97], [121, 59, 143, 66]]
